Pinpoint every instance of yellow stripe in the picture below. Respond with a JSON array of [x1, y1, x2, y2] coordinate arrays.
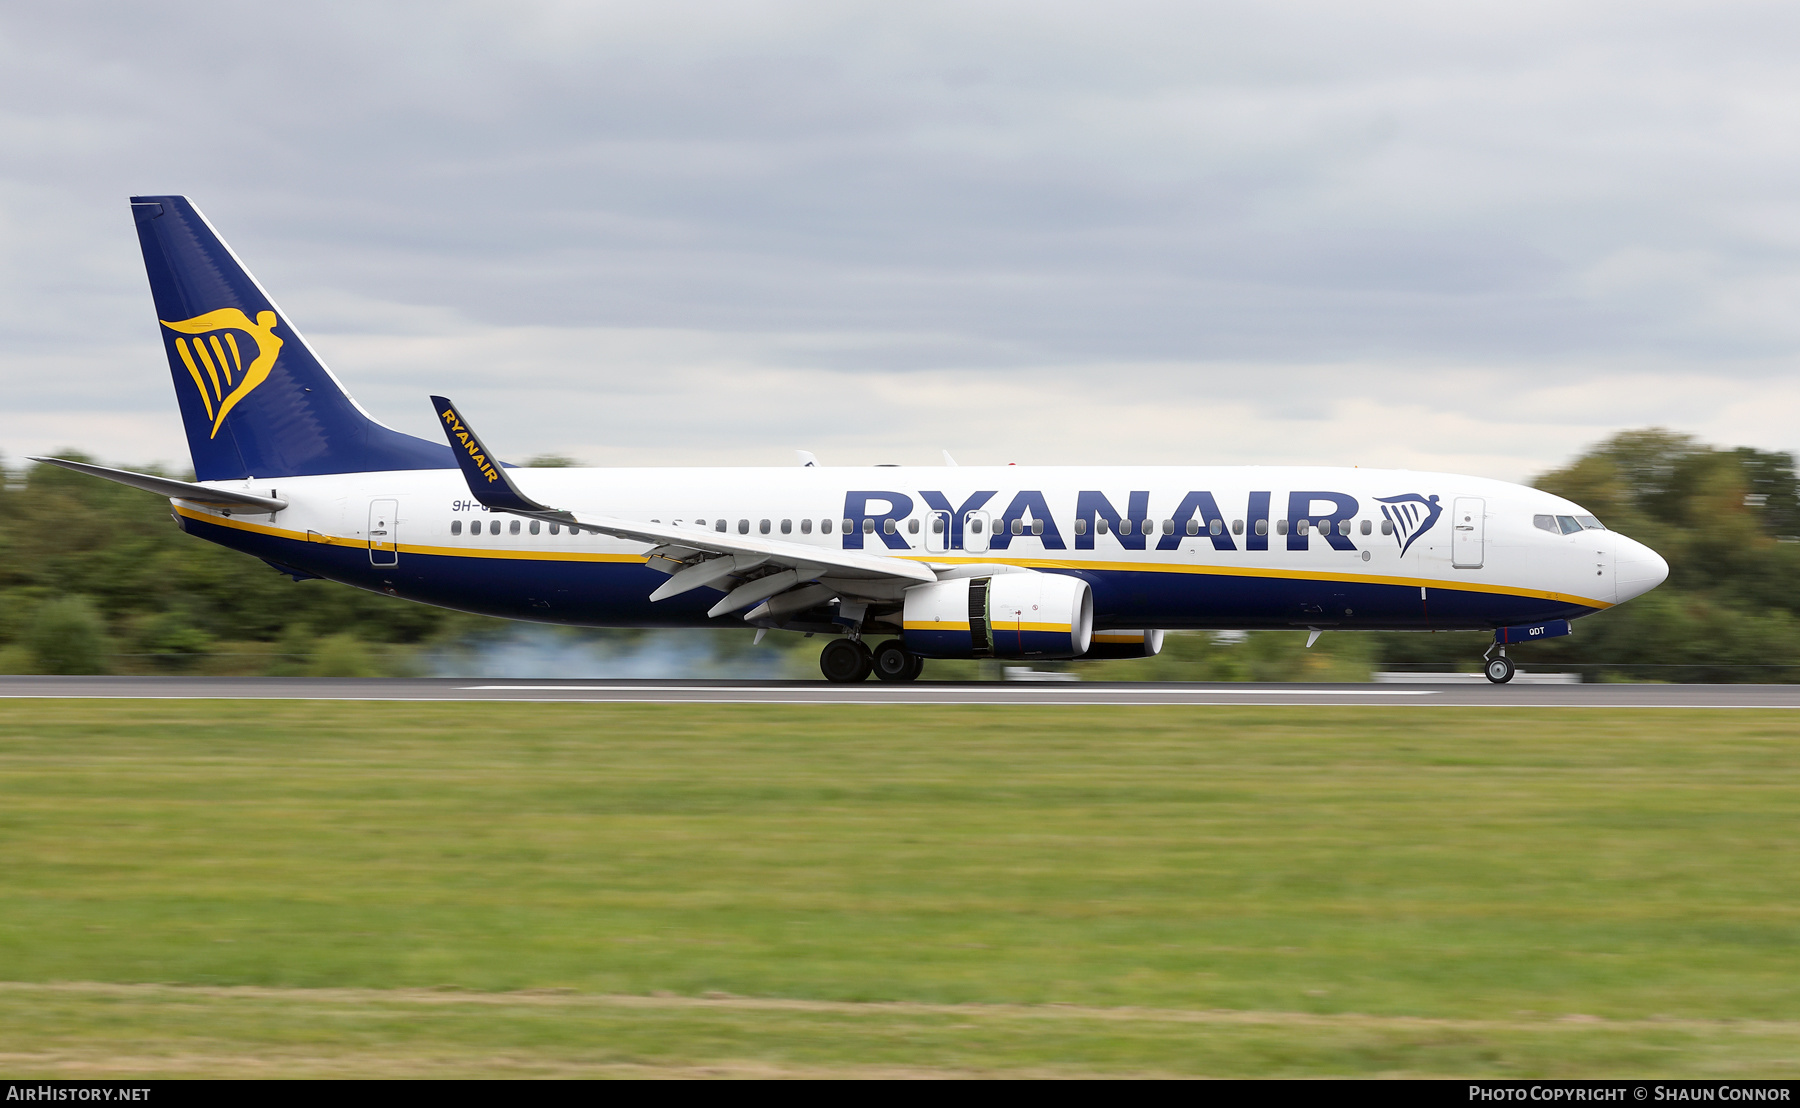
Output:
[[210, 334, 233, 385], [904, 555, 1612, 610], [173, 506, 646, 564], [174, 340, 214, 421], [192, 334, 223, 398], [172, 507, 1610, 611], [989, 621, 1071, 634], [903, 620, 970, 632]]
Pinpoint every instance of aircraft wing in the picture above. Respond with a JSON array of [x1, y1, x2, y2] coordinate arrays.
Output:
[[429, 397, 933, 620]]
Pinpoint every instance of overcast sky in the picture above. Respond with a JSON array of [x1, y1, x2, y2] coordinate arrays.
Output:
[[3, 0, 1799, 480]]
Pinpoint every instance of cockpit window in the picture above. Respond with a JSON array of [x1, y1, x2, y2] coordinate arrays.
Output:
[[1537, 513, 1606, 534]]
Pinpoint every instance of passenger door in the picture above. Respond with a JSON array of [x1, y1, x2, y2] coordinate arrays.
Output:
[[1451, 497, 1484, 568], [369, 499, 399, 566]]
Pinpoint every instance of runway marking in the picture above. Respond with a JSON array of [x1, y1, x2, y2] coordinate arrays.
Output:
[[461, 685, 1438, 696]]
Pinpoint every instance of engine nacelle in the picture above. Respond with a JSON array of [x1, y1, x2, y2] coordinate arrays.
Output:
[[902, 572, 1093, 659], [1079, 629, 1165, 660]]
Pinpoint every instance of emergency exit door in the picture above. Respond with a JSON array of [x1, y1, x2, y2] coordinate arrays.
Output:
[[369, 499, 399, 566], [963, 510, 991, 553], [1451, 497, 1484, 568]]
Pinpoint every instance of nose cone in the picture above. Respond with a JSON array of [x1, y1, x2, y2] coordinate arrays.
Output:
[[1614, 533, 1670, 603]]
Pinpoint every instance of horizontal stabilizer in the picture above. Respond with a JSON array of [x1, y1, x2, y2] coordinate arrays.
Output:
[[29, 457, 287, 512]]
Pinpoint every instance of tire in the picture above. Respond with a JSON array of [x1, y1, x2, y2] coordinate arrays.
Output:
[[903, 653, 926, 682], [872, 639, 918, 683], [820, 638, 873, 683], [1485, 655, 1516, 684]]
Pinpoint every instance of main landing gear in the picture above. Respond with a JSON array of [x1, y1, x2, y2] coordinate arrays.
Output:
[[819, 637, 923, 683], [871, 639, 924, 683]]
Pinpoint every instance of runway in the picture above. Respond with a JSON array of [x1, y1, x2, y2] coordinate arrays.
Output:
[[1, 675, 1798, 707]]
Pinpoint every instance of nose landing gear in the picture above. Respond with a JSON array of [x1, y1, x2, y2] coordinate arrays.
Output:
[[1483, 645, 1516, 684]]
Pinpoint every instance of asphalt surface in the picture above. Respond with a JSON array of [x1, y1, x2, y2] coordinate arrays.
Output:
[[1, 676, 1797, 707]]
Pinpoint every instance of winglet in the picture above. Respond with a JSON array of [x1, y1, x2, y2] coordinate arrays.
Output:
[[430, 396, 559, 514]]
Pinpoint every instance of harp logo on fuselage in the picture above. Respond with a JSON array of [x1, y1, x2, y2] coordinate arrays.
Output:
[[1376, 493, 1443, 556], [161, 309, 284, 439]]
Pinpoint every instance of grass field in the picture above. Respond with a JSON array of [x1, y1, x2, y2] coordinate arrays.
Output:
[[0, 701, 1796, 1077]]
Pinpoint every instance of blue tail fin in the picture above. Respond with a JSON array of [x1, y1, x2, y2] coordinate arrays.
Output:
[[131, 195, 454, 481]]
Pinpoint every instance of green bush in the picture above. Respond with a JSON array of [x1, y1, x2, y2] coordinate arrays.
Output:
[[28, 596, 110, 675]]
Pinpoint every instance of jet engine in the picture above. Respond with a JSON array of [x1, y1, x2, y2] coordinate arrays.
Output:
[[902, 572, 1093, 659]]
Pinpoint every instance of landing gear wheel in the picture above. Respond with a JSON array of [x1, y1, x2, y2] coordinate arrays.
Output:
[[1485, 654, 1516, 684], [820, 638, 873, 683], [872, 640, 920, 683]]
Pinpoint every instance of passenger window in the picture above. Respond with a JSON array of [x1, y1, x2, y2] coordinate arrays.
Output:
[[1276, 519, 1289, 535], [1119, 519, 1133, 536], [1381, 520, 1393, 535], [1073, 518, 1087, 536], [509, 520, 520, 535], [1254, 519, 1268, 536], [908, 519, 920, 534], [451, 520, 462, 535], [801, 519, 812, 534], [1010, 519, 1023, 536], [1210, 519, 1223, 536], [1295, 519, 1308, 536], [1338, 520, 1350, 536], [759, 519, 771, 534], [550, 523, 560, 535], [781, 519, 791, 534], [862, 519, 874, 534], [884, 519, 897, 535], [1032, 519, 1044, 536], [823, 519, 834, 534], [1185, 518, 1199, 536], [490, 520, 501, 535], [970, 519, 983, 534], [530, 520, 541, 535], [1233, 519, 1243, 535], [716, 520, 727, 532], [1096, 518, 1109, 535], [1557, 515, 1582, 535], [1360, 519, 1371, 535], [932, 517, 945, 534], [1162, 519, 1175, 536]]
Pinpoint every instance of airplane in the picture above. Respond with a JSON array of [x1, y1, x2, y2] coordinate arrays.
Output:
[[34, 195, 1670, 684]]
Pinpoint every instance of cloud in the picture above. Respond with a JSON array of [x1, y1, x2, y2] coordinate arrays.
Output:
[[3, 0, 1800, 480]]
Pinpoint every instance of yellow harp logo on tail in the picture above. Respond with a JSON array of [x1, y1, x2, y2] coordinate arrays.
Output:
[[160, 309, 284, 439]]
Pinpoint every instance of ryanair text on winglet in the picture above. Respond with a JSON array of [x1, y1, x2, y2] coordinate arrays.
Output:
[[440, 407, 501, 484]]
